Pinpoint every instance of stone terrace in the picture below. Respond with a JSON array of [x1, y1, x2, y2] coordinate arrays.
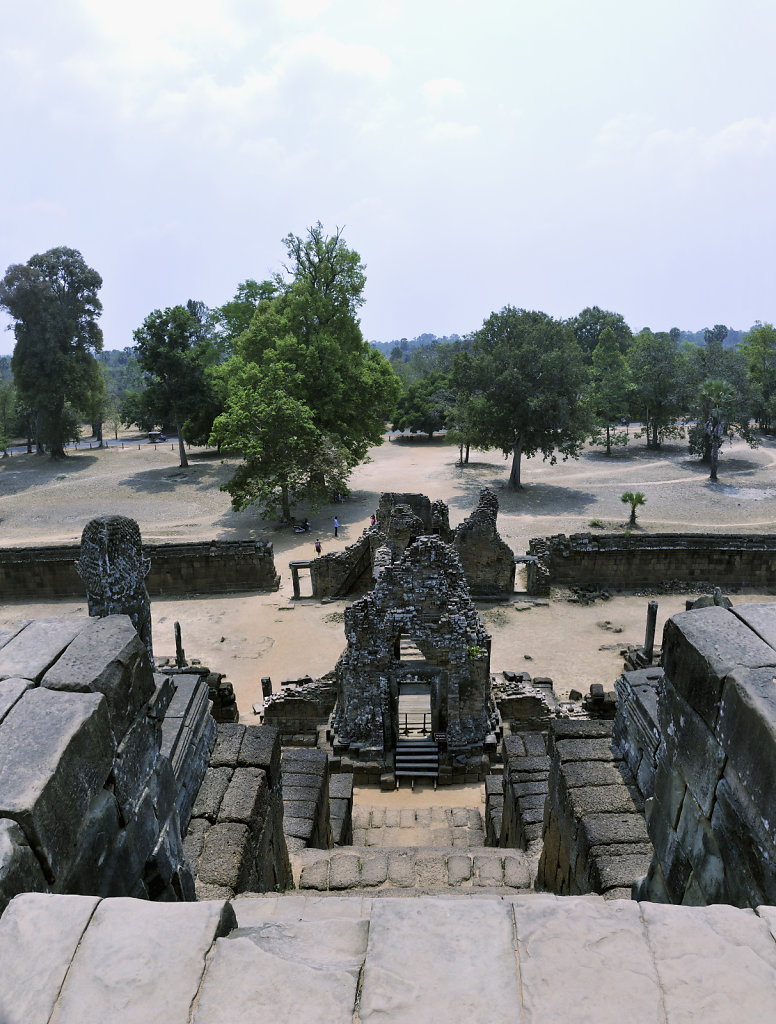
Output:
[[3, 891, 776, 1023]]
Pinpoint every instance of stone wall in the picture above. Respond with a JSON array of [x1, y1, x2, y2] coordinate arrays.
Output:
[[281, 748, 333, 853], [262, 676, 337, 745], [0, 615, 208, 914], [526, 532, 776, 592], [309, 534, 371, 599], [611, 667, 662, 800], [639, 603, 776, 908], [498, 734, 550, 853], [183, 723, 291, 899], [452, 488, 515, 596], [0, 538, 280, 599], [537, 720, 653, 899]]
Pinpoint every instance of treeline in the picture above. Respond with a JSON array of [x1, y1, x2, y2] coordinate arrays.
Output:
[[2, 238, 774, 509], [387, 310, 776, 485]]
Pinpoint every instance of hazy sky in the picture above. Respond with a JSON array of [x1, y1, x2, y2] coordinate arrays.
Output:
[[1, 0, 775, 357]]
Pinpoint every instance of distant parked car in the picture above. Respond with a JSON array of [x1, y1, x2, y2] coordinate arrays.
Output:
[[148, 431, 166, 443]]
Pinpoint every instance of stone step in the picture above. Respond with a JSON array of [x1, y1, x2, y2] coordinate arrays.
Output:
[[291, 844, 532, 893]]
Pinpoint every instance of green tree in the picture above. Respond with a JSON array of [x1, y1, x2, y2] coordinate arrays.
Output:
[[740, 322, 776, 432], [586, 326, 633, 455], [572, 306, 632, 361], [0, 246, 103, 458], [620, 490, 646, 526], [699, 378, 737, 481], [628, 329, 682, 448], [221, 223, 399, 502], [460, 307, 588, 489], [211, 361, 340, 519], [132, 305, 211, 467], [0, 378, 16, 455], [392, 372, 452, 438]]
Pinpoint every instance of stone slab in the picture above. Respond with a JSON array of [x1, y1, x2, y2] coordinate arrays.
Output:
[[197, 823, 254, 891], [41, 615, 154, 738], [359, 898, 520, 1023], [0, 617, 84, 683], [0, 677, 33, 725], [53, 897, 236, 1024], [191, 767, 232, 822], [515, 894, 661, 1022], [0, 817, 47, 912], [663, 606, 776, 727], [194, 916, 368, 1024], [218, 768, 268, 826], [0, 892, 100, 1024], [0, 687, 113, 879], [210, 723, 245, 766], [717, 666, 776, 842], [641, 901, 776, 1022]]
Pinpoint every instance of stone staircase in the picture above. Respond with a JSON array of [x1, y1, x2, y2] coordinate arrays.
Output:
[[396, 679, 438, 786], [291, 844, 533, 893]]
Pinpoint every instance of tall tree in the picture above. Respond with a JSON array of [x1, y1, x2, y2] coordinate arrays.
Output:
[[460, 307, 588, 489], [132, 305, 211, 468], [586, 326, 633, 455], [628, 329, 682, 448], [740, 322, 776, 432], [572, 306, 632, 361], [0, 247, 103, 458], [219, 223, 399, 508]]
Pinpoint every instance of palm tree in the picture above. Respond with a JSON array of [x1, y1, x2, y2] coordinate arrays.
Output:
[[699, 378, 735, 482], [620, 490, 647, 527]]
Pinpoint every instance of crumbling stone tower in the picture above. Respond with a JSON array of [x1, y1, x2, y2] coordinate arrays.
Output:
[[332, 536, 492, 768]]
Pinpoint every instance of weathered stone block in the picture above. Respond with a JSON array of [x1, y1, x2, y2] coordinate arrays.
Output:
[[659, 678, 725, 819], [0, 618, 84, 683], [210, 723, 245, 767], [0, 687, 113, 881], [0, 892, 101, 1024], [0, 818, 47, 913], [218, 768, 269, 827], [555, 738, 617, 762], [182, 818, 210, 874], [197, 822, 255, 892], [329, 773, 354, 799], [712, 773, 776, 907], [662, 607, 776, 728], [582, 813, 650, 848], [239, 725, 281, 786], [0, 677, 33, 725], [191, 767, 232, 823], [56, 790, 121, 895], [569, 785, 639, 817], [41, 615, 154, 739], [562, 761, 633, 789], [112, 715, 162, 819], [717, 667, 776, 843], [675, 786, 726, 904]]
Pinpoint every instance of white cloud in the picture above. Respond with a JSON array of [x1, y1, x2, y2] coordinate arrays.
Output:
[[280, 31, 391, 78], [428, 121, 479, 142], [422, 78, 464, 104]]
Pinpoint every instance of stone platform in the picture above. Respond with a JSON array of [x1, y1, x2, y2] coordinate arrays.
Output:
[[3, 891, 776, 1023]]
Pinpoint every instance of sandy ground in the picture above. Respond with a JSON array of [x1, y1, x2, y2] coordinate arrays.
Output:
[[2, 429, 776, 719]]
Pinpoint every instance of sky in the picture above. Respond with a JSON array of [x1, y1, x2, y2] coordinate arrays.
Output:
[[1, 0, 776, 357]]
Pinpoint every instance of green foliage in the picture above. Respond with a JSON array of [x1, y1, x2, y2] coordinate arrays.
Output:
[[218, 223, 400, 508], [132, 305, 215, 466], [0, 246, 103, 457], [620, 490, 646, 526], [628, 329, 682, 448], [467, 644, 487, 659], [459, 307, 589, 489], [586, 326, 633, 455], [740, 322, 776, 432], [393, 372, 452, 437], [211, 361, 350, 519], [571, 307, 632, 361]]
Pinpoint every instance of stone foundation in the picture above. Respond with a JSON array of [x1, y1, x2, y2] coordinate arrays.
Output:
[[499, 734, 550, 853], [0, 615, 207, 913], [184, 723, 291, 899], [639, 603, 776, 907], [281, 748, 333, 853], [537, 720, 653, 899]]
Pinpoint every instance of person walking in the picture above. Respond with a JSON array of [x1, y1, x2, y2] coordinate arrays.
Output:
[[314, 538, 322, 555], [333, 516, 339, 538]]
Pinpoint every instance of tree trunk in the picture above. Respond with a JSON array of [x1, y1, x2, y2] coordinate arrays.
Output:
[[629, 509, 637, 527], [605, 423, 611, 456], [458, 442, 463, 465], [507, 436, 524, 489], [464, 443, 470, 464], [651, 418, 659, 449], [281, 484, 291, 521], [176, 421, 188, 468], [709, 435, 719, 481]]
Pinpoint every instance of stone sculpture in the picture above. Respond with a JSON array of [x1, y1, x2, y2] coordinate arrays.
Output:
[[76, 514, 154, 667]]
